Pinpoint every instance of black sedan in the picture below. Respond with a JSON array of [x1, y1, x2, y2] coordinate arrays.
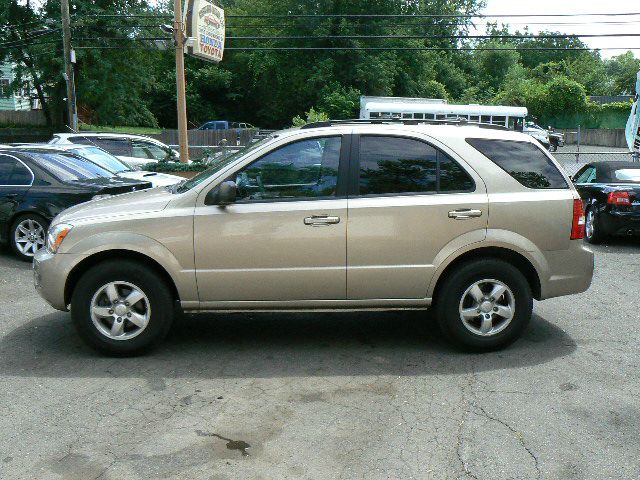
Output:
[[0, 147, 152, 260], [572, 161, 640, 244]]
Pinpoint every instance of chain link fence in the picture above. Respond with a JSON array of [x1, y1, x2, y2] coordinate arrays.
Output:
[[553, 149, 638, 176]]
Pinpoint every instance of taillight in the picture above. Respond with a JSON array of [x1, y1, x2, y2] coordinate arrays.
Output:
[[570, 199, 585, 240], [607, 191, 631, 205]]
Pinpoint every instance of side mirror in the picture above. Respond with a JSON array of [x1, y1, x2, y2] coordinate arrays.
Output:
[[205, 180, 237, 206]]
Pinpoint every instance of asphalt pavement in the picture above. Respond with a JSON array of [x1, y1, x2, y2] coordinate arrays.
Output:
[[0, 239, 638, 479]]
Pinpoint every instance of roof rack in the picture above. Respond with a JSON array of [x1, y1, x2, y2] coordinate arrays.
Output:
[[299, 118, 509, 131]]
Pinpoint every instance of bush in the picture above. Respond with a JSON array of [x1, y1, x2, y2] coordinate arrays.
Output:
[[142, 161, 208, 173], [291, 107, 330, 127]]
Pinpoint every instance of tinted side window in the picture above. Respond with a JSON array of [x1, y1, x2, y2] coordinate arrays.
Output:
[[235, 136, 341, 201], [358, 136, 474, 195], [439, 155, 475, 192], [72, 137, 131, 157], [0, 155, 31, 186], [131, 141, 167, 160], [359, 136, 437, 195], [466, 138, 568, 189]]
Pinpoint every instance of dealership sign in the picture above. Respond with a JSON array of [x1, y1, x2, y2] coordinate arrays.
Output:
[[184, 0, 225, 62]]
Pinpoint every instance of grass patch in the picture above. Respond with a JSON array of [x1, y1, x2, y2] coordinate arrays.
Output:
[[78, 123, 162, 135]]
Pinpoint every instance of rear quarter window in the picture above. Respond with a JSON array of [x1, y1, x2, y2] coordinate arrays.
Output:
[[466, 138, 568, 189]]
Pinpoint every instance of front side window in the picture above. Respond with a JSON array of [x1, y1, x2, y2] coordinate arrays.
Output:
[[358, 136, 474, 195], [0, 155, 32, 186], [467, 138, 568, 189], [235, 136, 341, 202]]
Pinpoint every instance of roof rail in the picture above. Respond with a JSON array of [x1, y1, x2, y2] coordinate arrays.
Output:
[[299, 118, 509, 131]]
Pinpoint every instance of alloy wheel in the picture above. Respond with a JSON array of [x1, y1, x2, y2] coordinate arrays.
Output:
[[458, 279, 516, 337], [585, 209, 595, 239], [14, 218, 45, 257], [90, 281, 151, 340]]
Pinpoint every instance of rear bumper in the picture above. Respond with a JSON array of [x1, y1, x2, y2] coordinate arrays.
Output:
[[600, 211, 640, 235], [539, 242, 594, 300]]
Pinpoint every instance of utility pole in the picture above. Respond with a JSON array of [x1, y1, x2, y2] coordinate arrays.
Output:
[[173, 0, 189, 163], [60, 0, 77, 131]]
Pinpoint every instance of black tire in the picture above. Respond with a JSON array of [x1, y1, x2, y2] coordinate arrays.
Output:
[[10, 213, 49, 262], [584, 206, 605, 245], [70, 260, 175, 356], [434, 259, 533, 352]]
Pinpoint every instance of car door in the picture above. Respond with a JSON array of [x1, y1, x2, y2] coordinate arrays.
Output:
[[0, 153, 33, 242], [194, 134, 349, 304], [573, 165, 597, 202], [346, 134, 488, 300]]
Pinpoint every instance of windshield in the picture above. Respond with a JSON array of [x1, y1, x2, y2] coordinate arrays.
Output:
[[614, 168, 640, 183], [69, 147, 132, 173], [29, 152, 115, 181], [175, 136, 275, 193]]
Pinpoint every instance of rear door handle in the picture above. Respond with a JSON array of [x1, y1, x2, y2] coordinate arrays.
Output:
[[448, 209, 483, 220], [304, 215, 340, 227], [4, 193, 17, 199]]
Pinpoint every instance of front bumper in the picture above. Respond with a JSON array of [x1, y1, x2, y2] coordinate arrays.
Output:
[[33, 250, 86, 311]]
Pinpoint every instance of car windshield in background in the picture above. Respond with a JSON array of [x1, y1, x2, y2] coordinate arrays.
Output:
[[70, 147, 132, 173], [466, 138, 568, 189], [613, 169, 640, 183], [29, 152, 115, 181], [175, 136, 274, 194]]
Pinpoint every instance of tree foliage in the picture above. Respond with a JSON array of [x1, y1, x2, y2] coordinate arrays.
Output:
[[1, 0, 638, 129]]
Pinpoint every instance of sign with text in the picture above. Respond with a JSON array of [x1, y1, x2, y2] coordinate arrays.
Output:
[[184, 0, 225, 63]]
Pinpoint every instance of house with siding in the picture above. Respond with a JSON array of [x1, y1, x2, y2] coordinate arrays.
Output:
[[0, 62, 32, 111]]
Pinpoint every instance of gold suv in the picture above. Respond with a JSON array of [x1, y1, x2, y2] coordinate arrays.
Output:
[[33, 122, 594, 355]]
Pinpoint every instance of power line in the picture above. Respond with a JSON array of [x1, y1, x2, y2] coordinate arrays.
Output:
[[227, 12, 640, 19], [223, 46, 640, 51], [74, 12, 640, 19], [72, 44, 640, 51], [226, 33, 640, 40], [0, 39, 60, 49]]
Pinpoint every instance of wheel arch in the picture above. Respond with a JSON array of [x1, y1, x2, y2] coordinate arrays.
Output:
[[430, 246, 542, 303], [64, 249, 181, 307]]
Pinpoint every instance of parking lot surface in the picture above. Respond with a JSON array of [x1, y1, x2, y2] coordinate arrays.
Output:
[[0, 240, 638, 480]]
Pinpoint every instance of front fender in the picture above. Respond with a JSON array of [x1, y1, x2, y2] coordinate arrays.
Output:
[[63, 231, 197, 303]]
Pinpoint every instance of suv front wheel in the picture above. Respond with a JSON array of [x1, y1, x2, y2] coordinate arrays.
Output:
[[434, 259, 533, 351], [71, 260, 175, 355]]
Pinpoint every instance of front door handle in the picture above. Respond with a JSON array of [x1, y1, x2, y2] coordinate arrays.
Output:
[[448, 209, 483, 220], [304, 215, 340, 227]]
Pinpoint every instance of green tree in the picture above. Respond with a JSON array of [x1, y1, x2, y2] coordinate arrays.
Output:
[[474, 41, 521, 92], [605, 52, 640, 95]]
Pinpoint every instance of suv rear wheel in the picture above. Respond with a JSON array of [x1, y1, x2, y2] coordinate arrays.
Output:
[[434, 259, 533, 351], [70, 260, 174, 355]]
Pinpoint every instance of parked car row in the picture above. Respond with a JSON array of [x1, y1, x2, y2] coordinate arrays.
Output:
[[0, 138, 185, 261], [49, 133, 181, 168]]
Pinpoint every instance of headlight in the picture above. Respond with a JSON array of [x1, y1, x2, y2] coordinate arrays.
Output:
[[47, 223, 73, 254]]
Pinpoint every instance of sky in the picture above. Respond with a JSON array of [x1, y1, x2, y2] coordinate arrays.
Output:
[[476, 0, 640, 58]]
